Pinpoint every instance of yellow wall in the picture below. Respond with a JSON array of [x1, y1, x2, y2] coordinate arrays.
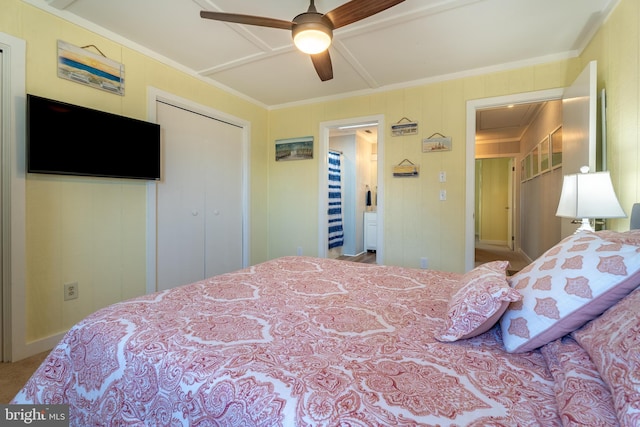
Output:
[[2, 0, 269, 342], [268, 62, 580, 271], [579, 0, 640, 230], [4, 0, 640, 350], [267, 0, 640, 271]]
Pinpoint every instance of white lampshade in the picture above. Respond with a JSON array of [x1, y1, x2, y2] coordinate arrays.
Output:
[[556, 167, 626, 232], [293, 26, 332, 54]]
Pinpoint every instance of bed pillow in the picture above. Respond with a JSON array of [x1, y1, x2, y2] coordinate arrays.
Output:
[[435, 260, 521, 342], [540, 336, 618, 426], [500, 232, 640, 353], [597, 229, 640, 247], [572, 286, 640, 425]]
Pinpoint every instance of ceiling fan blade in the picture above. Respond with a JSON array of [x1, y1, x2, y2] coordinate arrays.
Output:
[[325, 0, 405, 29], [200, 11, 293, 30], [310, 50, 333, 81]]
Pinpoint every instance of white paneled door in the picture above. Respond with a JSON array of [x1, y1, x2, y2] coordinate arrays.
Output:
[[561, 61, 597, 238], [156, 101, 243, 291]]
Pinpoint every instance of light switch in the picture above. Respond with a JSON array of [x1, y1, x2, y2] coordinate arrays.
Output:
[[420, 257, 428, 269], [439, 171, 446, 182], [439, 189, 447, 201]]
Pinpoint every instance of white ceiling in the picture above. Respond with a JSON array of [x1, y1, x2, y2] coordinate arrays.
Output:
[[476, 102, 545, 144], [32, 0, 616, 108]]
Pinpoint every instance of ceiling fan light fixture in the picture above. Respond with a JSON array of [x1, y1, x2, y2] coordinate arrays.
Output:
[[200, 0, 407, 80], [292, 13, 333, 54], [294, 28, 332, 54]]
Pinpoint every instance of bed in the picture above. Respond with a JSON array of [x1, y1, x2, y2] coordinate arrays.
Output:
[[11, 230, 640, 426]]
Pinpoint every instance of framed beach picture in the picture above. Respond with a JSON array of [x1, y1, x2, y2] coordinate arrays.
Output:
[[275, 136, 313, 161], [531, 144, 540, 176], [422, 136, 452, 152], [57, 40, 125, 95], [550, 125, 563, 168], [539, 136, 550, 172]]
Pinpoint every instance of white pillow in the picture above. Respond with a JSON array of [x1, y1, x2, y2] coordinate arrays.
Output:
[[500, 232, 640, 353]]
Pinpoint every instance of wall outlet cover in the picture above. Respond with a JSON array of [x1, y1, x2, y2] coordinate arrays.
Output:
[[64, 282, 78, 301]]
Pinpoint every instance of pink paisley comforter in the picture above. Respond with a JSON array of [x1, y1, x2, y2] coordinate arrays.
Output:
[[13, 256, 563, 426]]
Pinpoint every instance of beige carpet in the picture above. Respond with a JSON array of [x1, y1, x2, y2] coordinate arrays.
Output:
[[0, 350, 50, 403], [475, 243, 529, 275]]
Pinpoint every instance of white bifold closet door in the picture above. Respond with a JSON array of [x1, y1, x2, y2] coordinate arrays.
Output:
[[156, 101, 243, 291]]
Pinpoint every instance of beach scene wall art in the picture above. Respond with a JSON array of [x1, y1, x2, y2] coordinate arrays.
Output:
[[57, 40, 125, 95]]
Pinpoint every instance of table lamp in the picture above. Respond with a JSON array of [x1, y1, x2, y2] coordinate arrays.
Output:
[[556, 166, 626, 233]]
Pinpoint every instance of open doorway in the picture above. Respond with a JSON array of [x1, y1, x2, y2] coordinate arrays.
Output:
[[465, 89, 564, 271], [318, 115, 385, 264], [474, 157, 530, 273], [473, 103, 543, 269], [472, 97, 569, 274], [467, 63, 601, 272], [475, 157, 514, 248]]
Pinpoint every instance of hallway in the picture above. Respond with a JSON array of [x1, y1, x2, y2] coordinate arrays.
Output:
[[475, 242, 529, 275]]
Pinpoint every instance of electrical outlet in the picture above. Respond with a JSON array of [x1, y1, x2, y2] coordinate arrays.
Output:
[[420, 257, 428, 269], [296, 246, 303, 256], [64, 282, 78, 301]]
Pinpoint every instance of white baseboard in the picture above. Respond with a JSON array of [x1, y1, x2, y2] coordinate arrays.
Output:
[[477, 239, 508, 246], [12, 332, 64, 362]]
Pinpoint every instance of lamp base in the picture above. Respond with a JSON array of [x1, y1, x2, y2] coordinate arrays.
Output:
[[574, 218, 595, 233]]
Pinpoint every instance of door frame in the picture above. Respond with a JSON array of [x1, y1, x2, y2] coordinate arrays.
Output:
[[146, 87, 250, 294], [0, 33, 27, 362], [507, 157, 514, 250], [318, 115, 385, 264], [465, 89, 563, 272], [475, 157, 515, 248]]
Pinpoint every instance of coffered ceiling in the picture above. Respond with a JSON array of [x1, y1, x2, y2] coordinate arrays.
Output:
[[476, 103, 545, 144], [29, 0, 617, 108]]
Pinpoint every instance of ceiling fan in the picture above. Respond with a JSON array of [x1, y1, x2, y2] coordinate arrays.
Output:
[[200, 0, 405, 81]]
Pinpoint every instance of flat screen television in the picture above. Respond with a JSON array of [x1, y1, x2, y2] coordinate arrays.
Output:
[[27, 94, 161, 180]]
